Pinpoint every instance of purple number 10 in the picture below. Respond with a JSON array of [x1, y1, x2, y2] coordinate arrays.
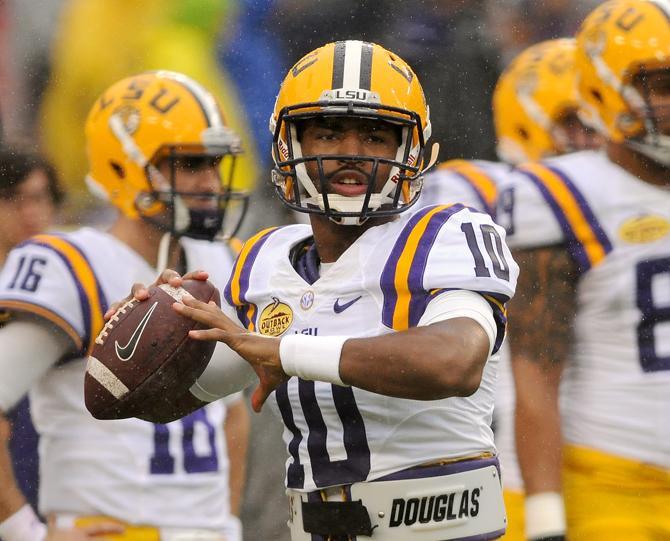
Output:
[[150, 408, 219, 474]]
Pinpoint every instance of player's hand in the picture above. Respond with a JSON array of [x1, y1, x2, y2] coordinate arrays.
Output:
[[46, 516, 125, 540], [173, 295, 288, 412], [103, 269, 209, 321]]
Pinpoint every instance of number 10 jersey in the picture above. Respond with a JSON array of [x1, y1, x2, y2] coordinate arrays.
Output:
[[225, 204, 518, 492]]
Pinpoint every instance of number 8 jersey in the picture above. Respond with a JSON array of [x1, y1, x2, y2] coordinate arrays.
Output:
[[498, 149, 670, 469], [225, 204, 517, 491], [0, 227, 237, 533]]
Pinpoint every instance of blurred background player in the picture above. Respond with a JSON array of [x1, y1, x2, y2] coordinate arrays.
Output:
[[496, 1, 670, 539], [38, 0, 260, 230], [0, 145, 63, 520], [0, 71, 249, 541], [418, 37, 599, 541], [0, 146, 63, 266]]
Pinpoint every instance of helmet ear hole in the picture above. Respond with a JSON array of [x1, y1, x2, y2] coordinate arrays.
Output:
[[109, 161, 126, 179], [590, 88, 604, 104], [516, 126, 530, 140]]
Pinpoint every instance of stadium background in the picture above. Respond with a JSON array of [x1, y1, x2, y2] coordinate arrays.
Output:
[[0, 1, 602, 539]]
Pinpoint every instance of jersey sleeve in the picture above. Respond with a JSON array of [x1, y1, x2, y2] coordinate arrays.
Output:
[[379, 204, 518, 353], [0, 235, 107, 354], [420, 159, 502, 216], [223, 227, 282, 331], [497, 160, 613, 273], [496, 166, 565, 250]]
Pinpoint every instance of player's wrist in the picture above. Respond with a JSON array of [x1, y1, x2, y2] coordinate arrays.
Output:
[[0, 504, 47, 541], [525, 492, 566, 541], [279, 335, 349, 386]]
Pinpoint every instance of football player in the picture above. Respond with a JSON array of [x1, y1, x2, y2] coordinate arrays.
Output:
[[0, 72, 249, 540], [125, 41, 518, 541], [496, 1, 670, 539], [0, 146, 64, 515], [417, 38, 600, 541]]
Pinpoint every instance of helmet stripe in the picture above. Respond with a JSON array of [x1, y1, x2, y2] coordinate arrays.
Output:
[[649, 0, 670, 22], [161, 71, 223, 128], [331, 41, 374, 90], [360, 42, 373, 90], [332, 41, 346, 88], [342, 41, 363, 89]]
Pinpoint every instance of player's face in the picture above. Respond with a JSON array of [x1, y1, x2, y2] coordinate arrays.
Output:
[[156, 154, 223, 210], [0, 168, 57, 245], [556, 110, 601, 152], [298, 117, 401, 197], [634, 68, 670, 136]]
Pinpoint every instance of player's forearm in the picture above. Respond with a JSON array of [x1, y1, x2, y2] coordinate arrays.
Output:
[[339, 318, 490, 400], [513, 356, 563, 493], [224, 400, 250, 517]]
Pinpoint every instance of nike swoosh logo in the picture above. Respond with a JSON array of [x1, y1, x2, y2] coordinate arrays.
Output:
[[333, 296, 362, 314], [114, 301, 158, 362]]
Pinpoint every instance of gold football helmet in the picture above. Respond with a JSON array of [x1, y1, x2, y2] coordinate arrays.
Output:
[[85, 70, 248, 239], [576, 0, 670, 164], [269, 40, 438, 225], [493, 38, 583, 163]]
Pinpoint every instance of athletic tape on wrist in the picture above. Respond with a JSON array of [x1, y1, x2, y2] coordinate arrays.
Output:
[[280, 334, 349, 386], [0, 504, 47, 541], [525, 492, 566, 540]]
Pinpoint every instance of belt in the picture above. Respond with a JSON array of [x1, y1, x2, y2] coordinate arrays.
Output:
[[287, 456, 506, 540], [53, 515, 227, 541]]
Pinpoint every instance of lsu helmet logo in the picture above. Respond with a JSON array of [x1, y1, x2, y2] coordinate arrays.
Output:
[[258, 297, 294, 336]]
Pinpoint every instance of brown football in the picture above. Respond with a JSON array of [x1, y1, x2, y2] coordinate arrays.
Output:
[[85, 279, 220, 420]]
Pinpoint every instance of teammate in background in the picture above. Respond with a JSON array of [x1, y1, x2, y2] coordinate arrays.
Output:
[[0, 72, 249, 541], [120, 41, 518, 541], [417, 38, 599, 541], [0, 146, 64, 515], [0, 147, 63, 265], [497, 1, 670, 539]]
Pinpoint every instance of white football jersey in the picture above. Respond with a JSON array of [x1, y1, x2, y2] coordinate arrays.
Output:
[[224, 205, 517, 492], [499, 150, 670, 468], [420, 160, 522, 491], [418, 159, 511, 217], [0, 228, 237, 531]]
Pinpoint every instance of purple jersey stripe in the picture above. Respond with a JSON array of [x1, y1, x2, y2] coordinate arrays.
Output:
[[380, 205, 443, 328], [518, 170, 592, 272], [51, 234, 109, 316], [407, 205, 467, 327], [453, 171, 496, 216], [546, 165, 613, 253], [224, 228, 280, 306], [22, 240, 94, 351]]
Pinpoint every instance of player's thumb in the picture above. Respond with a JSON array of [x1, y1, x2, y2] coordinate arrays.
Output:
[[251, 385, 270, 413]]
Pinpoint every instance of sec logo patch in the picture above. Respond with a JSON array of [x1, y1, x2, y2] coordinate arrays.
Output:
[[259, 297, 293, 336], [619, 215, 670, 244]]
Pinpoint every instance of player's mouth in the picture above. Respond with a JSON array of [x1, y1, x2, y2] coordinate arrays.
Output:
[[328, 170, 370, 197]]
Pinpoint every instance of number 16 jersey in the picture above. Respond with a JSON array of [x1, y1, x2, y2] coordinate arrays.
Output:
[[0, 227, 236, 531], [225, 204, 518, 491]]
